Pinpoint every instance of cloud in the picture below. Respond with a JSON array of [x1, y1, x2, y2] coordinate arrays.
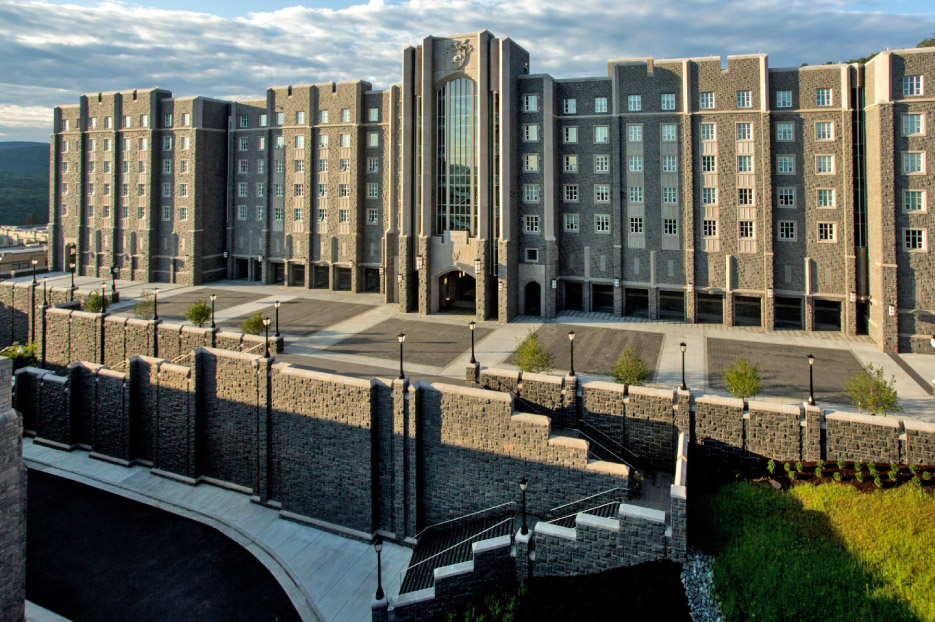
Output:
[[1, 0, 934, 141]]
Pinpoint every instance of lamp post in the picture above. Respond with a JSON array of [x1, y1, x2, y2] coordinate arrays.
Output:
[[374, 538, 385, 601], [153, 287, 159, 321], [69, 260, 76, 290], [263, 317, 272, 358], [101, 282, 107, 308], [568, 331, 576, 377], [110, 265, 116, 293], [519, 477, 529, 535], [397, 333, 406, 380], [0, 253, 5, 280], [679, 342, 687, 391], [469, 320, 477, 365], [257, 254, 263, 283], [31, 258, 38, 283], [274, 300, 281, 337], [209, 294, 217, 328], [807, 354, 816, 406], [42, 277, 47, 306]]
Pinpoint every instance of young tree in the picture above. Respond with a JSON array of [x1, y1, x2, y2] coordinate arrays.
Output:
[[513, 329, 554, 374], [611, 345, 649, 391], [184, 299, 212, 327], [918, 33, 935, 48], [843, 363, 902, 415], [239, 311, 265, 336], [133, 290, 155, 319], [722, 358, 762, 402], [82, 291, 109, 313]]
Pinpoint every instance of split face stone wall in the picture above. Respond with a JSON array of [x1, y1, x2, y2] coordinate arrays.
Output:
[[0, 357, 25, 622]]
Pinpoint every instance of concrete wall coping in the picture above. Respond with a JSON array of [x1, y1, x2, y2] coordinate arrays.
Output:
[[198, 346, 262, 362], [157, 322, 183, 332], [46, 307, 72, 317], [549, 434, 589, 451], [748, 401, 802, 416], [904, 418, 935, 433], [521, 371, 562, 386], [181, 325, 209, 335], [71, 310, 103, 321], [581, 380, 625, 394], [420, 380, 513, 403], [98, 368, 127, 381], [677, 432, 689, 458], [481, 367, 520, 381], [159, 362, 192, 376], [433, 560, 474, 581], [576, 512, 620, 532], [513, 412, 551, 427], [674, 456, 687, 487], [41, 373, 69, 386], [103, 315, 129, 326], [69, 361, 105, 372], [534, 521, 577, 541], [129, 355, 164, 365], [215, 331, 243, 340], [125, 317, 156, 328], [695, 394, 744, 408], [392, 587, 436, 608], [628, 385, 676, 400], [617, 503, 666, 523], [671, 484, 687, 500], [242, 334, 266, 344], [273, 363, 372, 390], [585, 460, 630, 477], [514, 529, 532, 545], [472, 534, 512, 555], [825, 411, 901, 428], [14, 366, 49, 379]]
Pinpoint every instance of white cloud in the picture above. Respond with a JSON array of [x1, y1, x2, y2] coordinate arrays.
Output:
[[1, 0, 934, 141]]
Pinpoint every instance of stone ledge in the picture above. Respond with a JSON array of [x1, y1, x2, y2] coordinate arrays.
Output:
[[392, 587, 435, 608], [549, 434, 588, 451], [670, 484, 687, 500], [748, 400, 802, 416], [434, 560, 474, 581], [418, 380, 513, 403], [535, 521, 577, 541], [585, 460, 629, 477], [628, 385, 676, 401], [273, 362, 373, 389], [581, 380, 625, 394], [513, 412, 551, 427], [695, 394, 744, 409], [825, 411, 901, 428], [576, 512, 620, 532], [618, 503, 666, 523], [522, 371, 562, 386], [904, 419, 935, 433], [472, 534, 512, 555]]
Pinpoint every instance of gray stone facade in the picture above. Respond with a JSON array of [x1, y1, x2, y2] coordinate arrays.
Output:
[[0, 358, 25, 622]]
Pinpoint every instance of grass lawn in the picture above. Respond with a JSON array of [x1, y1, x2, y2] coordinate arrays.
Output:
[[694, 480, 935, 622]]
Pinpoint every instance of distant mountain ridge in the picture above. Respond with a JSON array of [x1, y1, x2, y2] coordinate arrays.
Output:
[[0, 141, 49, 226], [0, 141, 48, 175]]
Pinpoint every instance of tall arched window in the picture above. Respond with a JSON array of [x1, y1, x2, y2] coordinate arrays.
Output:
[[436, 78, 477, 235]]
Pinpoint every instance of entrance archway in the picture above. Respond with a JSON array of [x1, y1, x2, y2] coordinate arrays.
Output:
[[439, 271, 476, 313], [524, 281, 541, 316]]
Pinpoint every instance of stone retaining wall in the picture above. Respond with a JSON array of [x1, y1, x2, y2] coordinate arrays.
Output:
[[0, 357, 25, 622]]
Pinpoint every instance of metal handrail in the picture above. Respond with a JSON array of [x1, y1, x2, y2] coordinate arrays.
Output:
[[169, 352, 194, 366], [414, 501, 516, 540], [546, 499, 620, 525], [400, 516, 514, 580], [577, 419, 642, 463], [546, 487, 625, 515], [576, 428, 635, 470]]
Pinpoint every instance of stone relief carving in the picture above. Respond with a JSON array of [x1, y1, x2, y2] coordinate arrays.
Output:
[[451, 39, 473, 70]]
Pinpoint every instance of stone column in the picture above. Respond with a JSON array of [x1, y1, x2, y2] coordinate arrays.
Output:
[[0, 357, 26, 622]]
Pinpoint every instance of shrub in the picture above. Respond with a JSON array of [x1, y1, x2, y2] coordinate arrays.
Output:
[[817, 459, 825, 471], [184, 299, 212, 327], [890, 462, 899, 473], [767, 459, 776, 476], [0, 342, 37, 371], [868, 463, 878, 477], [513, 329, 554, 374], [82, 291, 109, 313], [133, 291, 155, 319], [909, 464, 920, 475], [855, 471, 864, 483], [722, 358, 762, 401], [795, 461, 804, 473], [911, 476, 922, 488], [783, 462, 792, 473], [888, 469, 899, 482], [837, 460, 847, 471], [874, 476, 883, 489], [239, 311, 265, 336], [854, 461, 863, 472], [923, 471, 932, 482], [833, 471, 843, 482], [611, 345, 649, 387], [843, 362, 903, 415], [814, 466, 823, 479], [789, 471, 797, 481]]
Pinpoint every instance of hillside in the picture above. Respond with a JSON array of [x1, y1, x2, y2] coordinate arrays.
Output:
[[0, 141, 48, 226]]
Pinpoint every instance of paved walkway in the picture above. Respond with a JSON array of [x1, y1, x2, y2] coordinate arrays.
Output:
[[23, 439, 411, 622]]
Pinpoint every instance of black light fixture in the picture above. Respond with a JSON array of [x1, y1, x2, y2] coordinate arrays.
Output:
[[807, 354, 816, 406], [69, 260, 76, 289], [263, 316, 272, 358], [374, 537, 385, 601], [519, 477, 529, 536], [209, 293, 217, 328], [274, 300, 281, 337], [415, 255, 423, 270], [42, 277, 48, 306], [110, 264, 116, 293], [101, 282, 107, 307], [474, 258, 481, 274], [679, 342, 687, 391], [31, 258, 38, 283], [568, 331, 576, 377], [153, 287, 159, 320], [397, 332, 406, 380], [469, 320, 477, 365], [0, 253, 5, 280]]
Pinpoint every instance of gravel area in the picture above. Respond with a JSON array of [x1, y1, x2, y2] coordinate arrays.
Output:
[[681, 546, 725, 622]]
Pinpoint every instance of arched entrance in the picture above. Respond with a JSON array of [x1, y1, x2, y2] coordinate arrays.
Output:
[[439, 271, 476, 313], [524, 281, 541, 316]]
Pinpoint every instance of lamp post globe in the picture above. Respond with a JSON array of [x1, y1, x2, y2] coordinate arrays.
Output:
[[263, 317, 272, 358], [374, 538, 384, 601], [469, 320, 477, 365], [807, 354, 816, 406], [519, 477, 529, 535], [567, 331, 576, 377], [397, 333, 406, 380], [679, 342, 687, 391]]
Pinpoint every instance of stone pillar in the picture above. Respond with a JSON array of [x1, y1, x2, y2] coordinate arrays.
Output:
[[514, 529, 533, 581], [0, 357, 26, 622], [804, 404, 824, 461], [465, 362, 479, 384], [391, 378, 418, 540], [675, 389, 692, 443]]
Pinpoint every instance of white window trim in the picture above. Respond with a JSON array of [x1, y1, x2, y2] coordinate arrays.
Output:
[[903, 228, 927, 251], [903, 151, 926, 175], [903, 189, 927, 213], [777, 221, 797, 241]]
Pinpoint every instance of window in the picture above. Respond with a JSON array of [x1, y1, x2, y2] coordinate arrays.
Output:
[[524, 215, 540, 233], [778, 187, 795, 207], [89, 139, 96, 151], [367, 208, 378, 224], [294, 183, 304, 197], [594, 126, 609, 143], [563, 99, 576, 114], [87, 161, 95, 173], [257, 206, 264, 220], [238, 182, 248, 197], [700, 92, 715, 109], [166, 206, 175, 221], [295, 135, 305, 149], [817, 188, 835, 208], [903, 114, 923, 135], [316, 184, 325, 197], [594, 155, 609, 173], [337, 133, 350, 148], [103, 139, 112, 151], [61, 161, 68, 173], [815, 122, 834, 140], [699, 124, 715, 143], [904, 190, 926, 212], [905, 228, 926, 250], [563, 126, 578, 143], [564, 184, 578, 202], [661, 124, 676, 142], [319, 110, 329, 124], [62, 141, 70, 153], [368, 132, 379, 148], [103, 184, 110, 196], [275, 159, 285, 173], [256, 182, 266, 197], [739, 220, 755, 238], [702, 155, 716, 172], [163, 136, 173, 151], [903, 152, 924, 174], [87, 183, 94, 195], [296, 111, 305, 124], [629, 217, 644, 234], [367, 158, 379, 172], [776, 122, 794, 141], [776, 90, 792, 108], [523, 94, 538, 112], [524, 184, 540, 202], [339, 209, 349, 223], [816, 89, 833, 107], [122, 116, 130, 128], [319, 135, 329, 148], [275, 206, 284, 221], [663, 187, 677, 204], [103, 161, 110, 173], [778, 221, 796, 241], [594, 184, 610, 202], [737, 155, 753, 173], [275, 183, 284, 197], [275, 136, 284, 149], [182, 113, 190, 126], [257, 160, 265, 174], [661, 93, 676, 111], [103, 116, 112, 129], [164, 114, 173, 128], [294, 159, 304, 172], [275, 112, 285, 126], [294, 208, 303, 221], [628, 155, 643, 172], [87, 205, 94, 218], [256, 136, 265, 150], [259, 114, 268, 127], [736, 123, 752, 140], [663, 218, 678, 236], [341, 108, 350, 123], [339, 158, 350, 172], [239, 114, 248, 128], [736, 91, 751, 108], [367, 183, 379, 199], [703, 219, 717, 237], [239, 137, 249, 151], [140, 114, 149, 127], [524, 124, 539, 142], [178, 184, 188, 197], [563, 155, 578, 172], [738, 188, 754, 205], [239, 160, 249, 174], [163, 160, 172, 174], [138, 207, 144, 219], [663, 155, 678, 173], [816, 155, 834, 174], [627, 125, 642, 142], [339, 183, 349, 197], [318, 208, 326, 221], [121, 184, 128, 196], [594, 97, 607, 113], [628, 186, 643, 203], [818, 222, 836, 241], [564, 213, 579, 231], [627, 95, 641, 111], [523, 154, 539, 172], [903, 76, 923, 96], [595, 214, 610, 233], [368, 108, 379, 122], [777, 155, 795, 174], [178, 207, 187, 221]]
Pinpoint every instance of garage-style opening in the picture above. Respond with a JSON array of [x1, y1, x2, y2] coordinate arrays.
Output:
[[525, 281, 542, 316], [563, 281, 583, 312], [659, 290, 685, 321], [696, 293, 724, 324], [439, 271, 476, 313], [624, 288, 649, 318], [591, 284, 615, 314], [774, 296, 803, 329], [814, 299, 842, 331], [734, 295, 762, 327]]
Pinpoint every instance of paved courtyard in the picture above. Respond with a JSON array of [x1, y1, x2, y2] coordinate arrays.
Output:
[[127, 288, 268, 322]]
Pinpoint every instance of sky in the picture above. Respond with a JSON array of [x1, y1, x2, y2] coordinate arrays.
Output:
[[1, 0, 934, 143]]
